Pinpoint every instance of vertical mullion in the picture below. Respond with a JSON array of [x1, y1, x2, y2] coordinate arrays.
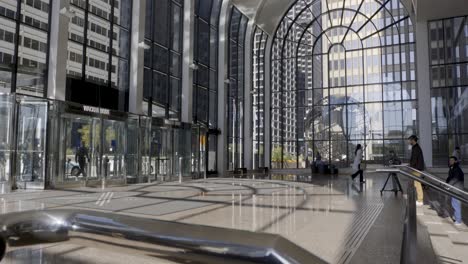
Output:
[[399, 18, 405, 157], [108, 0, 116, 93], [345, 48, 349, 165], [11, 0, 22, 93], [295, 42, 299, 168], [194, 17, 199, 123], [361, 43, 366, 154], [82, 0, 90, 82], [311, 54, 315, 163], [43, 0, 54, 97], [166, 1, 172, 119], [327, 50, 331, 165]]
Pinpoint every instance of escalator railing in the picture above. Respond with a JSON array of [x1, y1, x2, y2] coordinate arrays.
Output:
[[376, 165, 468, 264], [0, 209, 327, 264], [377, 165, 468, 204]]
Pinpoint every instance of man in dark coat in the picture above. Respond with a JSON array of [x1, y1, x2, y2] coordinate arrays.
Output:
[[408, 135, 425, 206], [447, 156, 464, 225], [75, 141, 90, 177]]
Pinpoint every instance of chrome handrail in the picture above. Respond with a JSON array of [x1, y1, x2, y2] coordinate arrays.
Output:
[[396, 165, 468, 195], [0, 209, 326, 264], [377, 166, 468, 204], [377, 165, 468, 264]]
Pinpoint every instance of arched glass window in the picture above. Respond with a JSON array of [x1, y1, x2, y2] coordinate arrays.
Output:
[[271, 0, 417, 169], [252, 26, 268, 169]]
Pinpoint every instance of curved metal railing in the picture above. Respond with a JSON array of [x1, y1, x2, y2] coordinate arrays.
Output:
[[0, 209, 326, 264]]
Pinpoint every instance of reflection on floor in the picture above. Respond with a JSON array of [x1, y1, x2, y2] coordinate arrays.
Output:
[[0, 172, 409, 264]]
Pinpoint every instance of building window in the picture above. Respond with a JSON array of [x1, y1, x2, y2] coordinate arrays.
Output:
[[429, 16, 468, 166], [65, 0, 132, 112], [143, 0, 183, 120], [271, 0, 417, 168], [252, 26, 268, 169], [227, 7, 248, 170], [0, 0, 52, 96], [193, 0, 221, 127]]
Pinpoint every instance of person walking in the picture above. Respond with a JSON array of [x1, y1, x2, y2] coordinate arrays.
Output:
[[351, 144, 365, 183], [407, 135, 425, 206], [446, 156, 464, 226], [75, 141, 90, 177], [452, 147, 462, 163]]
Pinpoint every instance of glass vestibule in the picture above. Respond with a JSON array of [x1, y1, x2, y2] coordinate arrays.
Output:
[[52, 103, 135, 188], [141, 120, 175, 183], [0, 94, 14, 189], [140, 118, 193, 183], [14, 97, 48, 189], [0, 95, 48, 190]]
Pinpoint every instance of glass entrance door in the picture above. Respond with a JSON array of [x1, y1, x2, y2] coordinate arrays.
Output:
[[157, 128, 173, 181], [199, 127, 207, 177], [57, 113, 127, 187], [14, 98, 47, 189], [191, 127, 207, 179], [102, 119, 126, 183], [58, 113, 100, 185], [207, 133, 217, 173]]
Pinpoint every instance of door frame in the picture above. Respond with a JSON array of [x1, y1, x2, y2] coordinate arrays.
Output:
[[12, 95, 48, 190]]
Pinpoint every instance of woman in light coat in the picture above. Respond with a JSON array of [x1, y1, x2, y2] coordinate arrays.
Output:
[[351, 144, 365, 183]]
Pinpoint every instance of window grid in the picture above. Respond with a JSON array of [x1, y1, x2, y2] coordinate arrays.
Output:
[[271, 0, 417, 169], [252, 26, 268, 169], [227, 7, 248, 170], [429, 16, 468, 166], [0, 0, 52, 97], [143, 0, 183, 120]]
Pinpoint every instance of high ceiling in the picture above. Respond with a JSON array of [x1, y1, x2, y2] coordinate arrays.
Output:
[[232, 0, 296, 35], [413, 0, 468, 21], [232, 0, 468, 36]]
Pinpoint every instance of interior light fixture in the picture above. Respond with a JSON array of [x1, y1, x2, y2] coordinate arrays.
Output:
[[59, 7, 76, 19], [138, 42, 151, 50]]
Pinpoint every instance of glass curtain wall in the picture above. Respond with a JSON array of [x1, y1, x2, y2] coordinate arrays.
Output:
[[252, 26, 268, 169], [271, 0, 417, 169], [143, 0, 183, 120], [227, 7, 248, 170], [429, 16, 468, 166], [193, 0, 221, 126], [192, 0, 221, 176], [0, 0, 51, 96], [66, 0, 132, 112]]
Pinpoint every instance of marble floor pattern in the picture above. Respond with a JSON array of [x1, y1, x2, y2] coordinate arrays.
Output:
[[0, 173, 404, 264]]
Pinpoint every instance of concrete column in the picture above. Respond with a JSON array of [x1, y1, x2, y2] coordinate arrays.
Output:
[[217, 0, 231, 174], [181, 0, 195, 123], [263, 35, 273, 168], [415, 20, 433, 167], [243, 20, 254, 170], [128, 0, 146, 115], [47, 0, 69, 101]]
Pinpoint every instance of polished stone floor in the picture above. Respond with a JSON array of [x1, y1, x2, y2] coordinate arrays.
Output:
[[0, 172, 420, 263]]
